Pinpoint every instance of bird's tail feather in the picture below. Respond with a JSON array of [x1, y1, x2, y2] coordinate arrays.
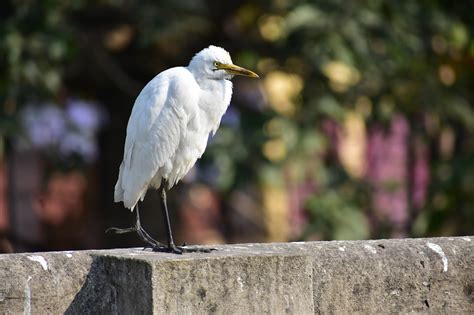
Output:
[[115, 161, 153, 211], [114, 163, 125, 203], [114, 162, 140, 211]]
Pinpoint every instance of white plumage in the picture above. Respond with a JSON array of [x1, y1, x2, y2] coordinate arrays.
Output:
[[114, 45, 258, 210]]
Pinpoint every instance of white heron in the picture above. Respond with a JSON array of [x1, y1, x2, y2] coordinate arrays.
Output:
[[108, 45, 259, 253]]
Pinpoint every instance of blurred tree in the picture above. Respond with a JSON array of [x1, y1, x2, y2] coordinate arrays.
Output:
[[257, 0, 474, 239]]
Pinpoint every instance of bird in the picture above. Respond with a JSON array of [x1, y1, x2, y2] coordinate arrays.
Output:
[[108, 45, 259, 254]]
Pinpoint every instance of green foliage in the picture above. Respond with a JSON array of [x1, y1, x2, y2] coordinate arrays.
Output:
[[254, 0, 474, 238], [1, 1, 75, 101], [305, 191, 370, 240]]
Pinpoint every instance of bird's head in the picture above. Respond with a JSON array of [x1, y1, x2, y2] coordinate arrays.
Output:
[[188, 45, 259, 81]]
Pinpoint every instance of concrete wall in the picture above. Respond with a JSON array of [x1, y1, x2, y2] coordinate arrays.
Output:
[[0, 237, 473, 314]]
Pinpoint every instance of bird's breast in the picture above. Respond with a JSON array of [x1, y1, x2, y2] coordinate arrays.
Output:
[[196, 80, 232, 131]]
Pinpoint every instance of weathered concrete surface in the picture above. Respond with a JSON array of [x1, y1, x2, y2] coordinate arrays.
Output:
[[0, 237, 473, 314]]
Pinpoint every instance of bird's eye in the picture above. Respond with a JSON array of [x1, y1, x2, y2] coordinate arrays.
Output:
[[213, 61, 220, 67]]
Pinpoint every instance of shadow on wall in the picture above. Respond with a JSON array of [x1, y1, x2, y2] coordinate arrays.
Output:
[[65, 255, 153, 314]]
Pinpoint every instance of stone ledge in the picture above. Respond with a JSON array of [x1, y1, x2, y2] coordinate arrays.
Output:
[[0, 237, 473, 314]]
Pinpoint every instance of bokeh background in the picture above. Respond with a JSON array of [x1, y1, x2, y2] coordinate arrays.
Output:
[[1, 0, 473, 253]]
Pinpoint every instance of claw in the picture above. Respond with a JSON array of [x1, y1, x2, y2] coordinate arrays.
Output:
[[153, 245, 216, 254], [152, 245, 183, 254], [179, 245, 216, 253], [107, 224, 165, 249], [106, 226, 137, 234]]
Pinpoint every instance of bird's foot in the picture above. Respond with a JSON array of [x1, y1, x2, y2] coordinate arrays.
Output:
[[152, 243, 216, 254], [106, 225, 165, 249], [106, 226, 136, 234]]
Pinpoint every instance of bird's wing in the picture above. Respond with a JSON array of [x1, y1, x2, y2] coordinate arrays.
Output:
[[114, 68, 200, 209]]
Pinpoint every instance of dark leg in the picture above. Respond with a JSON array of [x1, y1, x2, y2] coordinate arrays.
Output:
[[106, 205, 166, 250], [153, 185, 215, 254], [160, 187, 177, 249]]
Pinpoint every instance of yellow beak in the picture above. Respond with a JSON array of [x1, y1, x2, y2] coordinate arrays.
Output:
[[218, 63, 259, 78]]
